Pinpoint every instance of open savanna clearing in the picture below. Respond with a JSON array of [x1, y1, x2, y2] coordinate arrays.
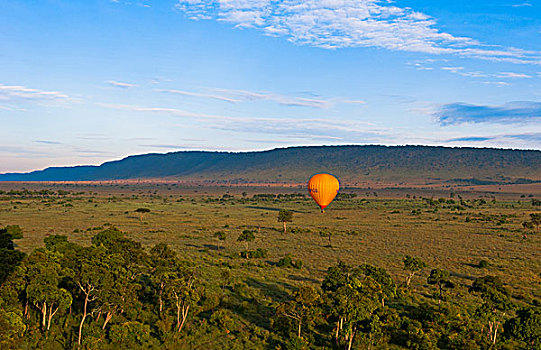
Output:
[[1, 182, 539, 302]]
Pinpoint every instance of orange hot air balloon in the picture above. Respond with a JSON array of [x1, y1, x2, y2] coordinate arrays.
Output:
[[308, 173, 339, 212]]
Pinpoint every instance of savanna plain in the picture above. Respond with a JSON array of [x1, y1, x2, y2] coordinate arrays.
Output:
[[0, 181, 540, 349]]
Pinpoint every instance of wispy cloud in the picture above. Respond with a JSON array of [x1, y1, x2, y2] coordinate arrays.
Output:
[[496, 72, 531, 79], [446, 133, 541, 143], [158, 89, 240, 103], [159, 87, 365, 108], [139, 143, 238, 151], [446, 136, 492, 142], [441, 66, 487, 78], [75, 149, 113, 155], [481, 81, 510, 87], [101, 102, 384, 141], [440, 67, 531, 80], [34, 140, 62, 145], [435, 101, 541, 126], [511, 2, 532, 7], [176, 0, 541, 64], [0, 145, 51, 156], [107, 80, 138, 88], [76, 134, 112, 141], [99, 103, 233, 121], [212, 88, 336, 108], [0, 83, 69, 102]]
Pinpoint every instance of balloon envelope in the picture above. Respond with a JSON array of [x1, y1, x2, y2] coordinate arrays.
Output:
[[308, 173, 339, 211]]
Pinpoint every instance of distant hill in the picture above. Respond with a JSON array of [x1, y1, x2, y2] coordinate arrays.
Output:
[[1, 145, 540, 185]]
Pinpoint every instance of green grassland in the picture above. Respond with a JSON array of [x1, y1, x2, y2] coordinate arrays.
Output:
[[0, 183, 540, 349]]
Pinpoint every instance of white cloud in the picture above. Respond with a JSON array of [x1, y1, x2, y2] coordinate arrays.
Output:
[[511, 2, 532, 7], [212, 88, 336, 108], [496, 72, 531, 79], [440, 67, 532, 80], [441, 66, 487, 78], [481, 81, 510, 87], [176, 0, 541, 64], [158, 89, 240, 103], [107, 80, 138, 88], [99, 102, 381, 140], [159, 87, 365, 108], [0, 84, 69, 101]]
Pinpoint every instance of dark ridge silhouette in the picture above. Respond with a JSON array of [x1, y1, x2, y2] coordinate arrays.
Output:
[[1, 145, 540, 184]]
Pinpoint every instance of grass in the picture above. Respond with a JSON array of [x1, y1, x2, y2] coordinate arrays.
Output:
[[1, 182, 540, 308]]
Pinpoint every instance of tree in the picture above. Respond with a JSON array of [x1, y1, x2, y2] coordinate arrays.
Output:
[[3, 226, 22, 240], [427, 269, 452, 309], [24, 249, 72, 332], [149, 243, 177, 316], [166, 264, 201, 333], [214, 231, 226, 251], [278, 209, 293, 233], [403, 256, 427, 287], [0, 309, 25, 348], [469, 275, 514, 346], [237, 230, 255, 251], [357, 264, 396, 307], [276, 286, 320, 339], [0, 226, 25, 286], [135, 207, 150, 222], [70, 245, 117, 345], [320, 230, 333, 248], [322, 262, 385, 349], [109, 321, 154, 348], [88, 228, 147, 331], [504, 303, 541, 349], [529, 213, 541, 231]]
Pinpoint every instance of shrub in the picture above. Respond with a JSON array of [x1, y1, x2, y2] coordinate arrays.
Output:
[[478, 260, 490, 268], [277, 254, 303, 269], [240, 248, 268, 259]]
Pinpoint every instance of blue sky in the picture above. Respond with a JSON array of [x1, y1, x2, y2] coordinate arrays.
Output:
[[1, 0, 540, 172]]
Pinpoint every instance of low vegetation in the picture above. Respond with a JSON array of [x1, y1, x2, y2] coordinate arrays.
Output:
[[0, 183, 539, 349]]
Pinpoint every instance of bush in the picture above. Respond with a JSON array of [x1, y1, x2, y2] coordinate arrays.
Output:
[[277, 255, 292, 267], [277, 254, 303, 269], [478, 260, 490, 268], [240, 248, 268, 259]]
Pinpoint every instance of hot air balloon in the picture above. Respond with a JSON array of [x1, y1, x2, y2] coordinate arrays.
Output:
[[308, 173, 339, 212]]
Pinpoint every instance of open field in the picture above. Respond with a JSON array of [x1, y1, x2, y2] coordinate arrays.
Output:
[[1, 182, 540, 349], [1, 182, 539, 297]]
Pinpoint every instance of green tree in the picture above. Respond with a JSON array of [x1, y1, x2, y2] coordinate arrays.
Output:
[[529, 213, 541, 231], [0, 308, 25, 348], [149, 243, 177, 316], [92, 227, 148, 276], [214, 231, 226, 251], [357, 264, 396, 307], [0, 226, 25, 286], [24, 249, 72, 332], [322, 262, 384, 350], [109, 321, 155, 348], [427, 269, 451, 309], [278, 209, 294, 233], [43, 235, 70, 251], [89, 227, 147, 330], [135, 207, 151, 221], [3, 226, 23, 240], [276, 286, 320, 339], [469, 275, 514, 346], [70, 245, 117, 345], [403, 256, 427, 287], [504, 302, 541, 349], [166, 265, 201, 333], [237, 230, 255, 251]]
